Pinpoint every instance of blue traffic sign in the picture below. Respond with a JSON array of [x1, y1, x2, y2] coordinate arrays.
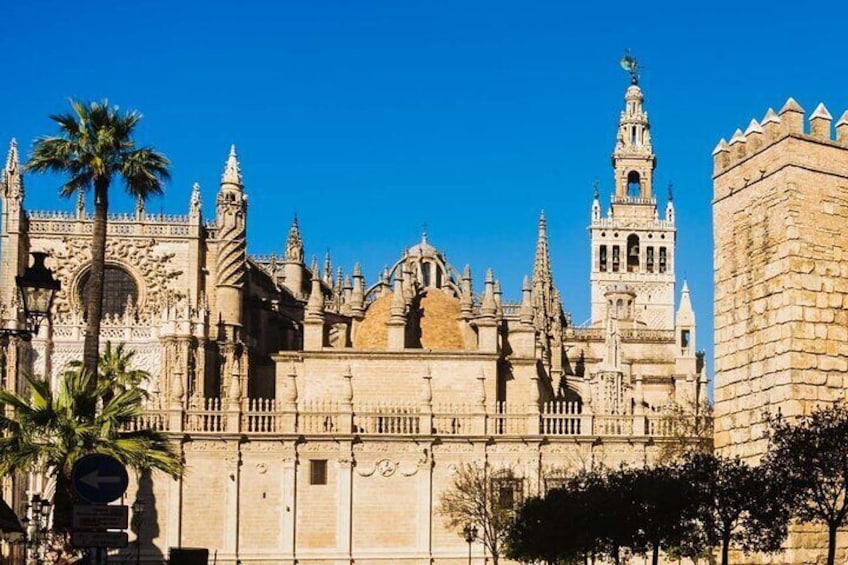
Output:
[[71, 454, 129, 504]]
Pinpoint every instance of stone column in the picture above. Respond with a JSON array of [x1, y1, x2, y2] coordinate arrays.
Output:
[[279, 444, 297, 564], [224, 446, 241, 559], [336, 446, 354, 563]]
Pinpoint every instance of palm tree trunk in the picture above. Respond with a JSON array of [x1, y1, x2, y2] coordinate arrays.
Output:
[[652, 542, 659, 565], [53, 471, 74, 532], [83, 180, 109, 396]]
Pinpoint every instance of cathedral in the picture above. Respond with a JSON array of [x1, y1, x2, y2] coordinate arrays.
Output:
[[1, 77, 705, 563]]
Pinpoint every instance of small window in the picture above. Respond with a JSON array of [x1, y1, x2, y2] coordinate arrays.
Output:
[[646, 247, 654, 273], [626, 234, 640, 273], [681, 329, 691, 349], [659, 247, 667, 273], [492, 477, 523, 511], [599, 245, 608, 272], [612, 246, 620, 272], [310, 460, 327, 485]]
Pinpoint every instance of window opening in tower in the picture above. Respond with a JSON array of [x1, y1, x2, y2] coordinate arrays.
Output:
[[627, 171, 641, 198], [626, 234, 640, 273]]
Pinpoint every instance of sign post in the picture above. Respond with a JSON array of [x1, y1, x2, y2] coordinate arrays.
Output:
[[70, 454, 131, 563]]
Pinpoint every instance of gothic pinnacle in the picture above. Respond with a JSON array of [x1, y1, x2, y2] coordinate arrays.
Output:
[[533, 210, 552, 286], [221, 144, 242, 186]]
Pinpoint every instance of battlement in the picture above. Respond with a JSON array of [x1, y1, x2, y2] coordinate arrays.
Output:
[[713, 98, 848, 177]]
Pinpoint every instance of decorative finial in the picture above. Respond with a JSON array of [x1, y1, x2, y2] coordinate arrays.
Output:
[[221, 144, 242, 186], [667, 181, 673, 202], [619, 49, 639, 85], [593, 180, 600, 200]]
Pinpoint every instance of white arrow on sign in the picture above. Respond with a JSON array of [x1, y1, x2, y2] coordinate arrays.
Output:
[[79, 469, 122, 489]]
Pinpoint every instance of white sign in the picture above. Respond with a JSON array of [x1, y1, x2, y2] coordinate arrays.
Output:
[[71, 531, 129, 548], [73, 505, 129, 530]]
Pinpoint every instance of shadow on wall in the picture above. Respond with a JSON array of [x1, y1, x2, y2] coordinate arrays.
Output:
[[115, 469, 165, 564]]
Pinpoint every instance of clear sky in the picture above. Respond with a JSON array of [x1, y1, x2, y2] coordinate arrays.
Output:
[[3, 0, 848, 379]]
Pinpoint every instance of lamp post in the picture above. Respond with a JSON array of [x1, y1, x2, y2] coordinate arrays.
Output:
[[132, 499, 145, 565], [462, 523, 478, 565], [21, 494, 51, 565], [2, 251, 61, 340]]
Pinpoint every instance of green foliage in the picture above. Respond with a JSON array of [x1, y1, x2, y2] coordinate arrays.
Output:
[[764, 403, 848, 565], [680, 453, 790, 565], [24, 100, 170, 199], [0, 353, 181, 532], [24, 99, 170, 382]]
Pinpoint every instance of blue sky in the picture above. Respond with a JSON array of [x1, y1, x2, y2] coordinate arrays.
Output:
[[3, 0, 848, 376]]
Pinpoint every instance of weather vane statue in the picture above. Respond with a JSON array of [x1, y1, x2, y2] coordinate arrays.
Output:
[[620, 49, 639, 85]]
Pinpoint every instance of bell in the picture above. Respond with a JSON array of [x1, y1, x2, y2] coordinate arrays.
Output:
[[628, 246, 640, 258]]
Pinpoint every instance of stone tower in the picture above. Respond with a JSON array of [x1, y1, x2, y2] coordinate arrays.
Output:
[[713, 100, 848, 461], [214, 145, 247, 341], [589, 80, 676, 330], [0, 140, 26, 307]]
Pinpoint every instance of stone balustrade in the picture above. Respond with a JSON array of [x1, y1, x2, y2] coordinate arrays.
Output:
[[124, 397, 708, 439]]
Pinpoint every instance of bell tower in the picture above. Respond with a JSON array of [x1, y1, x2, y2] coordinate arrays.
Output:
[[589, 68, 676, 330]]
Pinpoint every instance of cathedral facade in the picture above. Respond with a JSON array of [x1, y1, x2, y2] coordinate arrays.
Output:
[[1, 79, 705, 564]]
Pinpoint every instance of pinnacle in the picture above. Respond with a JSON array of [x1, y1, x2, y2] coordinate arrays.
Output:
[[712, 139, 729, 155], [811, 102, 833, 121], [744, 119, 763, 136], [5, 138, 19, 171], [837, 111, 848, 128], [761, 108, 781, 125], [780, 97, 804, 114], [681, 280, 689, 293], [729, 129, 747, 145], [221, 144, 242, 186]]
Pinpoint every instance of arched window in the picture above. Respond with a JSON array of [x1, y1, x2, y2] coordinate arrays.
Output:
[[659, 247, 668, 273], [422, 262, 432, 287], [599, 245, 608, 272], [78, 265, 139, 317], [616, 299, 623, 318], [627, 171, 641, 197], [626, 234, 640, 273]]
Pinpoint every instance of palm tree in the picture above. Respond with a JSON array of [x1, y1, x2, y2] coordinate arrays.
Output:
[[0, 369, 182, 532], [68, 341, 149, 404], [25, 100, 170, 386]]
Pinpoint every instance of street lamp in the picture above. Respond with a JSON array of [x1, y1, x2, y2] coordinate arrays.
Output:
[[22, 494, 51, 565], [2, 252, 61, 341], [462, 523, 478, 565], [132, 499, 146, 565]]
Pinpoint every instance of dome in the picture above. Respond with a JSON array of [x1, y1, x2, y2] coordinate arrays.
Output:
[[407, 233, 438, 258], [353, 293, 392, 349], [352, 288, 466, 350], [418, 289, 464, 350]]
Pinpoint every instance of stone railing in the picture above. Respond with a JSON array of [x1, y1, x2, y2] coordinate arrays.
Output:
[[123, 397, 704, 440]]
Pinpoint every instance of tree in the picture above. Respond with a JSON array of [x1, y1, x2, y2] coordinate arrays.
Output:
[[68, 340, 150, 403], [25, 100, 170, 385], [0, 368, 182, 533], [656, 400, 714, 464], [628, 464, 692, 565], [681, 453, 791, 565], [438, 462, 519, 565], [764, 403, 848, 565], [506, 487, 588, 565]]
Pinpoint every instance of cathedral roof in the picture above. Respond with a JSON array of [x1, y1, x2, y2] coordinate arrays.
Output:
[[407, 233, 438, 258]]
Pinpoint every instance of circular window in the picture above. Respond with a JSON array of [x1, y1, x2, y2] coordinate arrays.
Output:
[[78, 266, 139, 317]]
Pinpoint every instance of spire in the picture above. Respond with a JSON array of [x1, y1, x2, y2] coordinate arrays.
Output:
[[323, 251, 332, 285], [533, 211, 552, 287], [221, 144, 242, 187], [284, 215, 304, 263], [76, 189, 86, 218], [591, 181, 601, 221], [519, 275, 533, 324], [676, 280, 695, 326], [189, 182, 202, 217], [3, 139, 23, 200]]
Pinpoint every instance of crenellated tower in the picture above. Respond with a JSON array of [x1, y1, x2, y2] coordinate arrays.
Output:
[[590, 79, 676, 330]]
